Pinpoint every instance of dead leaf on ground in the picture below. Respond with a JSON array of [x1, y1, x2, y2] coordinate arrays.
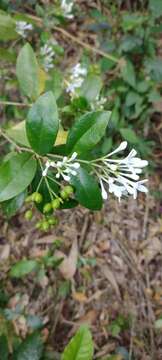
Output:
[[0, 244, 10, 261], [55, 238, 78, 279], [100, 263, 121, 299]]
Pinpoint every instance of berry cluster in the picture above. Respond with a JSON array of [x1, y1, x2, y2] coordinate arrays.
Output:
[[24, 185, 74, 231]]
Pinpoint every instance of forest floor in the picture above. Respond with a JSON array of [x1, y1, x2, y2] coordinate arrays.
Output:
[[1, 170, 162, 359]]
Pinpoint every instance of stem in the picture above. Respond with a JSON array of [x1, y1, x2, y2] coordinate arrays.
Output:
[[21, 13, 119, 64], [0, 129, 22, 152], [0, 101, 32, 107]]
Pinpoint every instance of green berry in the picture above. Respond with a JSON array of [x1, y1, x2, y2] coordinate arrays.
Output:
[[25, 195, 32, 203], [35, 221, 42, 229], [41, 221, 49, 231], [48, 217, 59, 226], [25, 210, 33, 220], [60, 189, 68, 200], [43, 203, 52, 214], [64, 185, 74, 195], [34, 192, 43, 204], [51, 198, 60, 210]]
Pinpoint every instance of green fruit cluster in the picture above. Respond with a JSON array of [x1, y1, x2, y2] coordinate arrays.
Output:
[[36, 216, 59, 231], [24, 186, 74, 231]]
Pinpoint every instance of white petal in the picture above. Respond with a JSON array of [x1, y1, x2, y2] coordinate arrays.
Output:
[[70, 152, 78, 161], [107, 141, 127, 157], [71, 162, 80, 169], [62, 174, 70, 181], [100, 179, 108, 200]]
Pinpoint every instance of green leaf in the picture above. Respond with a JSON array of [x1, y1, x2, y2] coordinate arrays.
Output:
[[121, 13, 146, 31], [10, 260, 38, 278], [0, 335, 9, 360], [46, 68, 63, 100], [71, 167, 102, 210], [16, 43, 40, 100], [26, 91, 59, 155], [80, 75, 102, 102], [2, 191, 26, 218], [120, 128, 139, 144], [66, 111, 111, 154], [61, 326, 94, 360], [13, 332, 43, 360], [121, 60, 136, 88], [149, 0, 162, 18], [0, 152, 37, 202], [6, 121, 30, 147], [0, 10, 18, 41]]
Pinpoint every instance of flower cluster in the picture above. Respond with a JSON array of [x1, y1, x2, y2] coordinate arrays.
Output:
[[16, 21, 33, 38], [61, 0, 74, 19], [66, 63, 87, 97], [42, 143, 148, 202], [40, 39, 58, 72], [42, 152, 80, 181], [96, 141, 148, 201], [91, 95, 107, 110]]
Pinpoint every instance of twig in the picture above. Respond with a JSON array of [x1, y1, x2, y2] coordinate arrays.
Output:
[[53, 25, 119, 63], [23, 13, 119, 64], [142, 192, 150, 239], [0, 129, 22, 152], [0, 100, 31, 107]]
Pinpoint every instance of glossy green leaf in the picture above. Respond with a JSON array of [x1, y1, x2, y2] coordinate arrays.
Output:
[[2, 191, 27, 218], [120, 128, 139, 144], [0, 10, 18, 40], [0, 153, 37, 202], [26, 91, 59, 155], [121, 60, 136, 88], [80, 75, 102, 102], [10, 260, 38, 278], [66, 111, 111, 154], [62, 326, 94, 360], [16, 43, 40, 100], [71, 167, 102, 210], [13, 332, 43, 360]]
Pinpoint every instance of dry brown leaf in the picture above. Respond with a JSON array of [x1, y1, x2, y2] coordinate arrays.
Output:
[[77, 309, 97, 326], [141, 237, 162, 263], [72, 292, 88, 303], [55, 238, 78, 279], [101, 264, 121, 298], [0, 244, 10, 261]]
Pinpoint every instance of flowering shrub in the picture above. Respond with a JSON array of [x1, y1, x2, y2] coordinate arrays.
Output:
[[0, 42, 148, 231]]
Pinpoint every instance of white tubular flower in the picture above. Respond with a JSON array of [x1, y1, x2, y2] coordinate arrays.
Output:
[[42, 152, 80, 182], [66, 63, 87, 97], [61, 0, 74, 19], [16, 21, 33, 38], [95, 141, 148, 201]]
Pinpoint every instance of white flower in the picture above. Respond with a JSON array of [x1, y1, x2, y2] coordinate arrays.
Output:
[[42, 152, 80, 182], [16, 21, 33, 38], [40, 43, 56, 72], [95, 141, 148, 201], [66, 63, 87, 97], [91, 95, 107, 110], [61, 0, 74, 19]]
